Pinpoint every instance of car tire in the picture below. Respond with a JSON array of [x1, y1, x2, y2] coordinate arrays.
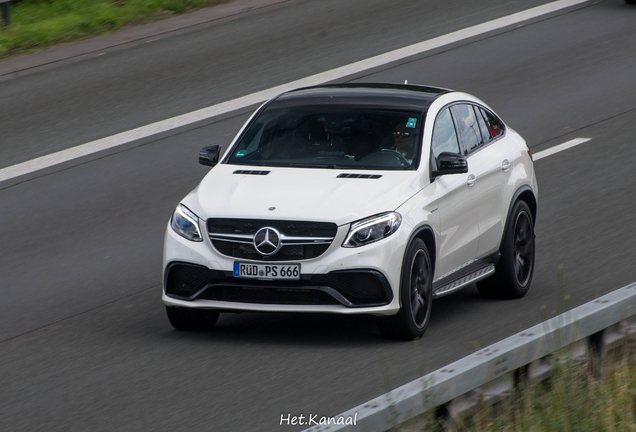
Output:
[[477, 200, 535, 299], [378, 238, 433, 340], [166, 306, 220, 331], [626, 0, 636, 4]]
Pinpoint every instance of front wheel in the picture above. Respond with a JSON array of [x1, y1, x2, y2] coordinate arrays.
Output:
[[477, 200, 535, 299], [378, 238, 433, 340], [166, 306, 220, 331]]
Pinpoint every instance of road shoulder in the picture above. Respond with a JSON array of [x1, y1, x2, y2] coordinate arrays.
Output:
[[0, 0, 292, 77]]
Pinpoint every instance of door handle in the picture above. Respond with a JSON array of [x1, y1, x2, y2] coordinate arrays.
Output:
[[501, 159, 511, 172], [466, 174, 476, 187]]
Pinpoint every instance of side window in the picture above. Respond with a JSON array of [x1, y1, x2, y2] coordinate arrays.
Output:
[[431, 108, 460, 160], [474, 105, 492, 144], [451, 104, 482, 154], [480, 107, 505, 139]]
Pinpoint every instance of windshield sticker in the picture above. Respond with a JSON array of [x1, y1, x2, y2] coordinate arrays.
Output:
[[406, 118, 417, 128], [235, 150, 247, 158]]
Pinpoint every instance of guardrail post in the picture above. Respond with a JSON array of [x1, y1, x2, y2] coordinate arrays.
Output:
[[1, 0, 11, 26], [589, 330, 604, 380], [433, 404, 450, 432]]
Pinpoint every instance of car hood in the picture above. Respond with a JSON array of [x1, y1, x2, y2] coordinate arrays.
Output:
[[184, 164, 425, 226]]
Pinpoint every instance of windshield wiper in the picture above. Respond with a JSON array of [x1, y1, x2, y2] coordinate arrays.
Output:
[[228, 161, 268, 166], [287, 163, 343, 169]]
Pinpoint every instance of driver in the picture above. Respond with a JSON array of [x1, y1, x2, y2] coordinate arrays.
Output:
[[383, 122, 416, 163]]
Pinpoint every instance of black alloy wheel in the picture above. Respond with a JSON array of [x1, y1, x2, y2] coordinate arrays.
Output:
[[477, 200, 535, 299], [513, 210, 534, 287], [378, 238, 432, 340], [410, 249, 432, 328]]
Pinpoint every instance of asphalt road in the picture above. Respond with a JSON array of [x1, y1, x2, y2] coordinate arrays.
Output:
[[0, 0, 555, 170], [2, 0, 636, 431]]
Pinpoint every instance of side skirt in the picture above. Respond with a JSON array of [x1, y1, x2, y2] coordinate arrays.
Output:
[[432, 253, 500, 299]]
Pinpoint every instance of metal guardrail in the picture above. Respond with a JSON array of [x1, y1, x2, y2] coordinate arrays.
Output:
[[304, 281, 636, 432], [1, 0, 12, 26]]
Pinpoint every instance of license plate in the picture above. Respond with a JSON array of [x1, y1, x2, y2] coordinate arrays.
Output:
[[233, 262, 301, 280]]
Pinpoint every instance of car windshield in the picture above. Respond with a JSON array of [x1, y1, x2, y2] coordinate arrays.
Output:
[[225, 106, 424, 170]]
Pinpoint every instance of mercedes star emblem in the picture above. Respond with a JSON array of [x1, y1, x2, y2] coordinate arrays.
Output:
[[253, 227, 282, 256]]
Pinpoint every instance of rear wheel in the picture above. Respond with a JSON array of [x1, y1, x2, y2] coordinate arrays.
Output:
[[477, 200, 535, 299], [166, 306, 220, 331], [378, 238, 432, 340]]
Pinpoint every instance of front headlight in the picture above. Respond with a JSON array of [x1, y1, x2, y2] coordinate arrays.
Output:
[[342, 212, 402, 248], [171, 204, 203, 242]]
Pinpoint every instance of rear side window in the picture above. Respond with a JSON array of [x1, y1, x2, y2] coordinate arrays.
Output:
[[431, 108, 460, 160], [474, 106, 491, 144], [479, 106, 505, 140], [451, 104, 481, 155]]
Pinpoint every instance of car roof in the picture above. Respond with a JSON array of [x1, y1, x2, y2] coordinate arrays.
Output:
[[268, 83, 451, 112]]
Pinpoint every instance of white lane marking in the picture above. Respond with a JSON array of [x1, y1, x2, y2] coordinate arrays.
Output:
[[533, 138, 592, 160], [0, 0, 590, 184]]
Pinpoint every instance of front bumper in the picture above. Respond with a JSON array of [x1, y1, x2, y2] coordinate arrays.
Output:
[[162, 220, 408, 316]]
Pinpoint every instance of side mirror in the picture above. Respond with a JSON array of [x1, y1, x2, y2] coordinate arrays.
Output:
[[199, 145, 221, 167], [431, 152, 468, 179]]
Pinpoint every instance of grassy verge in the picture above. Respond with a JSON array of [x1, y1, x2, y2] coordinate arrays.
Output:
[[409, 338, 636, 432], [402, 339, 636, 431], [405, 268, 636, 431], [0, 0, 238, 60], [450, 355, 636, 432]]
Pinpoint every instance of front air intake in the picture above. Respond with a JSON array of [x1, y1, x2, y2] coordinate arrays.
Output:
[[165, 262, 392, 307]]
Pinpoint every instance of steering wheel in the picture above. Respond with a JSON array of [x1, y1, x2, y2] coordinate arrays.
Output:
[[381, 150, 410, 166]]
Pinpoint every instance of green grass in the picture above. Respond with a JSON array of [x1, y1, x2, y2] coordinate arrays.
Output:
[[447, 351, 636, 432], [403, 343, 636, 431], [0, 0, 237, 60]]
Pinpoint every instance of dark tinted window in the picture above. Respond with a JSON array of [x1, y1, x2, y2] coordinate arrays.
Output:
[[431, 108, 460, 160], [451, 104, 482, 154], [474, 106, 491, 144], [479, 107, 505, 139], [226, 106, 423, 170]]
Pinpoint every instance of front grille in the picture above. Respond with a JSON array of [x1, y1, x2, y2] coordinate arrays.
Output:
[[207, 218, 338, 261], [208, 219, 337, 237], [165, 263, 392, 307], [212, 242, 330, 261]]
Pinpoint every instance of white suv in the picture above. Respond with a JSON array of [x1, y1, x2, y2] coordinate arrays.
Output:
[[163, 83, 538, 340]]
